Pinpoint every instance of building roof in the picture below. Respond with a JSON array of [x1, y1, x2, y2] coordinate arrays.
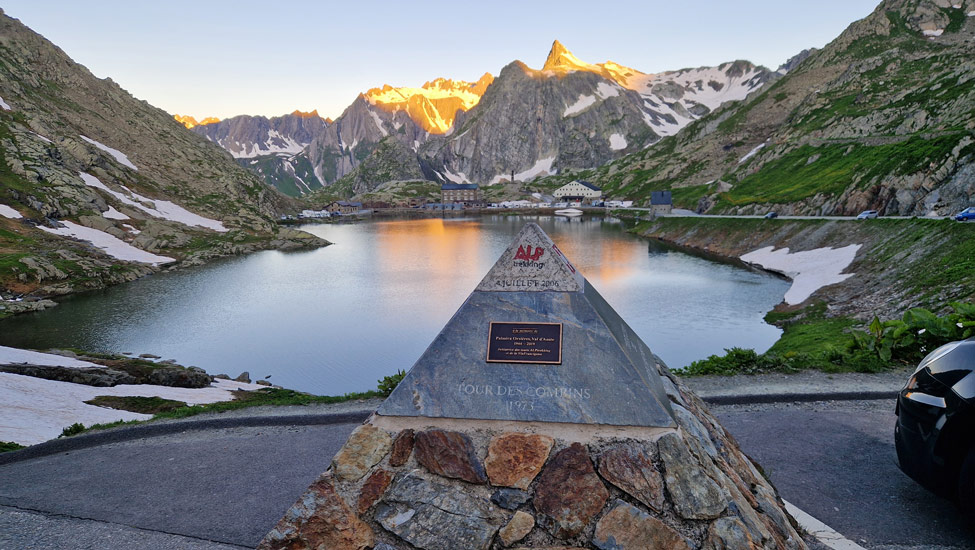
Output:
[[562, 180, 601, 191], [441, 183, 479, 190], [650, 191, 672, 205], [337, 201, 362, 207]]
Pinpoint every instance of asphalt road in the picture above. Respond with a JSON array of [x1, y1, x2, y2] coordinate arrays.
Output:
[[0, 422, 359, 549], [0, 400, 972, 549], [714, 399, 974, 549]]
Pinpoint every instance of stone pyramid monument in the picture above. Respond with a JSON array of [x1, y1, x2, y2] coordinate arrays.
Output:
[[377, 222, 675, 428], [258, 223, 806, 550]]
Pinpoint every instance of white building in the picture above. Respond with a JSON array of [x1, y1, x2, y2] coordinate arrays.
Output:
[[554, 181, 602, 201]]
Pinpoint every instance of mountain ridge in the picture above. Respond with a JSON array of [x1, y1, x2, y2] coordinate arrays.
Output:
[[555, 0, 975, 216], [203, 40, 777, 197]]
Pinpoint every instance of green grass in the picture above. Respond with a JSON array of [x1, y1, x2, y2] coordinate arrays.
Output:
[[71, 387, 386, 436], [0, 441, 25, 453], [669, 183, 714, 210], [716, 135, 967, 208], [765, 303, 858, 356], [85, 395, 189, 414]]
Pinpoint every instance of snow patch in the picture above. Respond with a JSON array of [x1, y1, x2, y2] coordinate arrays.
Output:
[[368, 110, 389, 137], [101, 206, 129, 220], [140, 197, 228, 232], [609, 133, 627, 150], [80, 136, 138, 171], [39, 221, 176, 265], [564, 94, 596, 117], [740, 244, 861, 305], [0, 204, 23, 219], [738, 143, 766, 164], [923, 28, 944, 36], [442, 167, 469, 184], [228, 130, 306, 159], [0, 371, 265, 445], [969, 11, 975, 16], [490, 157, 557, 184], [595, 82, 620, 100], [32, 132, 52, 143], [80, 172, 227, 232], [0, 96, 10, 110], [0, 346, 102, 368], [122, 224, 141, 234]]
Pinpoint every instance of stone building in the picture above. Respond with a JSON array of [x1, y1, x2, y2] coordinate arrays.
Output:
[[554, 180, 602, 202], [650, 190, 673, 215], [326, 201, 362, 215], [441, 183, 482, 206]]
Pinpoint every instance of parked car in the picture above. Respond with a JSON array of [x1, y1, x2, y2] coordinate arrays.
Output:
[[955, 207, 975, 221], [895, 337, 975, 521], [763, 212, 778, 219], [857, 210, 879, 219]]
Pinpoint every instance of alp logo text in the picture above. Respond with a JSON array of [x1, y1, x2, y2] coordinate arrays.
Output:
[[514, 245, 545, 261]]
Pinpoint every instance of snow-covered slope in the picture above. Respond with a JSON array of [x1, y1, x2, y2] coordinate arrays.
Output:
[[191, 111, 327, 159]]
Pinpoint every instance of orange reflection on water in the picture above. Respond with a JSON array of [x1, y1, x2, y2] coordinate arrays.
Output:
[[372, 218, 489, 311], [550, 233, 640, 285]]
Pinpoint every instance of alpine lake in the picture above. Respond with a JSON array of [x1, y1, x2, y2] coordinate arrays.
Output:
[[0, 215, 790, 396]]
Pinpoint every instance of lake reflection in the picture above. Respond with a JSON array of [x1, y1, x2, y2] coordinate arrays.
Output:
[[0, 216, 789, 395]]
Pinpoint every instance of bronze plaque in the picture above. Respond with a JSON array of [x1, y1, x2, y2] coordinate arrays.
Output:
[[486, 322, 562, 364]]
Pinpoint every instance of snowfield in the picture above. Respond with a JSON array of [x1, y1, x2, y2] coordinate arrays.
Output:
[[0, 96, 10, 110], [0, 373, 265, 445], [80, 136, 138, 171], [564, 94, 596, 117], [0, 346, 102, 369], [489, 156, 557, 184], [80, 172, 227, 232], [740, 244, 862, 305], [0, 345, 265, 445], [609, 133, 627, 150], [101, 206, 129, 220], [0, 203, 23, 219], [39, 220, 176, 265]]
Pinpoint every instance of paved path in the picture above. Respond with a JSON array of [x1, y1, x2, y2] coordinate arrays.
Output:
[[0, 422, 360, 549], [1, 371, 970, 549], [713, 400, 974, 549]]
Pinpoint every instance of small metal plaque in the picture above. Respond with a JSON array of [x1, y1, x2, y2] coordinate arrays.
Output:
[[486, 322, 562, 364]]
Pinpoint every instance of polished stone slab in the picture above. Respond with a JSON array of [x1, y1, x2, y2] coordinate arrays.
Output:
[[377, 223, 675, 428]]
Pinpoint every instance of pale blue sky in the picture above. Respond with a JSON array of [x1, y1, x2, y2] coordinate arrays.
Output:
[[3, 1, 880, 120]]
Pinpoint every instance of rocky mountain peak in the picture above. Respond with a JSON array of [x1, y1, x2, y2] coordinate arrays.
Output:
[[539, 40, 644, 88], [363, 72, 494, 134], [542, 39, 573, 70], [173, 114, 220, 129]]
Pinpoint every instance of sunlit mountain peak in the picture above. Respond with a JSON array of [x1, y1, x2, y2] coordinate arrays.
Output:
[[540, 40, 645, 88], [363, 73, 495, 134], [174, 114, 220, 129]]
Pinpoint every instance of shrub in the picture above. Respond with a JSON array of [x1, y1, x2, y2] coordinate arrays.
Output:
[[377, 369, 406, 397], [60, 423, 86, 438]]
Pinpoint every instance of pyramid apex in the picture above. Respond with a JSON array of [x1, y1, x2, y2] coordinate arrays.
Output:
[[475, 223, 584, 292]]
